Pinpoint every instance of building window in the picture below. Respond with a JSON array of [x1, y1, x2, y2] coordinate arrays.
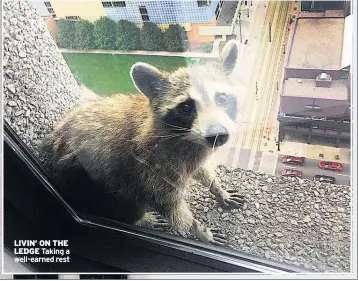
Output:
[[305, 98, 322, 112], [113, 1, 126, 7], [141, 15, 150, 22], [215, 2, 222, 19], [197, 0, 209, 7], [47, 8, 55, 14], [340, 69, 349, 79], [305, 104, 322, 111], [139, 6, 148, 14], [139, 6, 150, 22], [44, 1, 51, 7], [65, 16, 80, 21], [102, 1, 113, 7]]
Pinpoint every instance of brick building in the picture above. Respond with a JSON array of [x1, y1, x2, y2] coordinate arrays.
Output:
[[278, 3, 352, 148]]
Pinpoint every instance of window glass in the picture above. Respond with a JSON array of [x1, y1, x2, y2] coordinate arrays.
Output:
[[3, 0, 351, 274]]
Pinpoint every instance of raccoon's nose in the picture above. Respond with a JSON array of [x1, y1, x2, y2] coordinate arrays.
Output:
[[205, 125, 229, 147]]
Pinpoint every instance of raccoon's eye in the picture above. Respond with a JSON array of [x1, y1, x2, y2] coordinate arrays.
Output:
[[215, 93, 228, 105], [178, 101, 194, 114]]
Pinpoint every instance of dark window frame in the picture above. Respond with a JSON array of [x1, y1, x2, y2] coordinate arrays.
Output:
[[44, 1, 52, 7], [3, 121, 307, 274], [47, 7, 55, 14]]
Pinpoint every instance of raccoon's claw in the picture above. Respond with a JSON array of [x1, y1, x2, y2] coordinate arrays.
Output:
[[137, 212, 169, 230], [218, 190, 245, 210], [148, 212, 170, 230], [209, 228, 228, 247]]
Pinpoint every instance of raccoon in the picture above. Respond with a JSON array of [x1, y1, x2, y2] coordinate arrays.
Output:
[[42, 40, 245, 245]]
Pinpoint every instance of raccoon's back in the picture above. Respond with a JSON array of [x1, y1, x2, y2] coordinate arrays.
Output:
[[42, 94, 152, 177]]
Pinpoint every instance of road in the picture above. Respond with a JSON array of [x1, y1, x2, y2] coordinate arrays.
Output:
[[223, 1, 290, 168], [275, 156, 351, 186]]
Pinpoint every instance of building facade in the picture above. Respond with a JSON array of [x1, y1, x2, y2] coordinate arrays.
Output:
[[278, 5, 352, 147], [31, 0, 239, 44]]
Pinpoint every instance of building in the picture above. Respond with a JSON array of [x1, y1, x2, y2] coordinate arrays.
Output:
[[31, 0, 240, 44], [278, 4, 352, 148], [50, 0, 107, 22], [31, 1, 57, 39]]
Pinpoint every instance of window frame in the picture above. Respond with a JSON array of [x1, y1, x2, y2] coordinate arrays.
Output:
[[197, 0, 209, 7], [139, 6, 150, 22], [3, 121, 306, 274], [102, 1, 113, 7], [65, 16, 80, 21], [112, 1, 126, 7]]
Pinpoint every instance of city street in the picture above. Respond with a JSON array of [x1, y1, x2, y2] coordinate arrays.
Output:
[[230, 148, 351, 185], [275, 155, 351, 186], [215, 1, 290, 168]]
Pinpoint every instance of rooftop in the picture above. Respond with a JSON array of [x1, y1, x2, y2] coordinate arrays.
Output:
[[282, 78, 349, 100], [216, 0, 239, 26], [287, 18, 345, 69]]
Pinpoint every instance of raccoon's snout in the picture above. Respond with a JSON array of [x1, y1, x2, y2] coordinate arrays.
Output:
[[205, 125, 229, 147]]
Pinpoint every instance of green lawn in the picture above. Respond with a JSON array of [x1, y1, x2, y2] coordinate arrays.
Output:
[[63, 53, 211, 96]]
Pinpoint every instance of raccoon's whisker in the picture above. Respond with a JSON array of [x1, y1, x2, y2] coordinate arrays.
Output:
[[212, 134, 219, 155], [130, 148, 156, 173], [161, 122, 191, 131]]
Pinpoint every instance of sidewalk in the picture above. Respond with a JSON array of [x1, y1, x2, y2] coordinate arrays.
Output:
[[264, 138, 351, 164], [59, 48, 218, 58]]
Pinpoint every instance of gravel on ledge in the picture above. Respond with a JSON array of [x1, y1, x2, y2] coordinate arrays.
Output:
[[3, 0, 351, 274], [3, 0, 84, 156], [185, 166, 351, 273]]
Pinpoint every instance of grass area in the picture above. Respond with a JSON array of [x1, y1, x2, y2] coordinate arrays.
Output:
[[63, 53, 212, 96]]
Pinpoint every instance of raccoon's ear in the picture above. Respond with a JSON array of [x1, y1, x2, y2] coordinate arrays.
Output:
[[130, 62, 166, 100], [219, 40, 238, 74]]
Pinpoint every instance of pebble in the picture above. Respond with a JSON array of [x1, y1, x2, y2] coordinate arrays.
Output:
[[7, 84, 16, 94], [3, 0, 83, 155], [277, 217, 286, 223]]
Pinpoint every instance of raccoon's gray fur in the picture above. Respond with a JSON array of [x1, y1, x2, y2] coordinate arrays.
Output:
[[42, 40, 245, 245]]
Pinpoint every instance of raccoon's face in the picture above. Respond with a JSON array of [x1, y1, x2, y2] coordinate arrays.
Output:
[[131, 40, 239, 149]]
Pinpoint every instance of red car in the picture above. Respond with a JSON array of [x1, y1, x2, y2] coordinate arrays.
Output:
[[319, 161, 343, 172], [281, 169, 303, 178], [281, 155, 305, 166]]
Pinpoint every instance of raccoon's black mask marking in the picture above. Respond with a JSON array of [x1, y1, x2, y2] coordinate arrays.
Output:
[[161, 98, 197, 131]]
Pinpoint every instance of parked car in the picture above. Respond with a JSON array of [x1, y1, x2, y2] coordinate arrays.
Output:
[[319, 161, 343, 172], [281, 155, 305, 166], [281, 169, 303, 178], [313, 175, 336, 184]]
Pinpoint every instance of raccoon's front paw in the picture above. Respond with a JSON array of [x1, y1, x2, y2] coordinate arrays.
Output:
[[209, 228, 227, 247], [217, 189, 245, 210], [148, 212, 170, 230], [194, 224, 227, 246], [136, 212, 169, 230]]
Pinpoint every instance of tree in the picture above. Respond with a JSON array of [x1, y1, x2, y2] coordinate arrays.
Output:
[[163, 25, 188, 52], [93, 17, 117, 50], [56, 19, 77, 49], [140, 22, 165, 51], [116, 20, 141, 50], [75, 20, 96, 50]]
